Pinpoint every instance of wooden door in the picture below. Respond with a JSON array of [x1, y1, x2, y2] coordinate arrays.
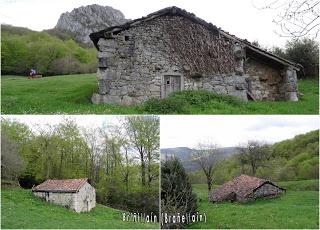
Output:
[[164, 75, 181, 97]]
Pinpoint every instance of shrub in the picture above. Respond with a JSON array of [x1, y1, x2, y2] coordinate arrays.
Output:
[[161, 158, 197, 228], [171, 90, 243, 107], [143, 90, 244, 114], [143, 97, 188, 114]]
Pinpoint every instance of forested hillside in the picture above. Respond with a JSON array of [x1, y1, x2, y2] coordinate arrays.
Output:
[[1, 117, 159, 214], [189, 130, 319, 184], [1, 25, 97, 75]]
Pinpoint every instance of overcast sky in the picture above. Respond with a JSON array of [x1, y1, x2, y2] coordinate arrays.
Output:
[[1, 0, 292, 47], [1, 115, 122, 132], [160, 115, 319, 148]]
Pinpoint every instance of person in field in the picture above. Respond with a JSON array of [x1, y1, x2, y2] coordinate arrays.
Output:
[[30, 69, 36, 77]]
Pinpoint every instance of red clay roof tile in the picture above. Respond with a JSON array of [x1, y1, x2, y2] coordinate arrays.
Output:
[[32, 178, 88, 193], [209, 174, 283, 202]]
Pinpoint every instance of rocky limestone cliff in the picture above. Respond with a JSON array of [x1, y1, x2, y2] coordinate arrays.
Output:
[[54, 4, 128, 46]]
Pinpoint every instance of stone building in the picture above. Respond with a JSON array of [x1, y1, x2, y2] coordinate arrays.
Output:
[[32, 178, 96, 212], [90, 6, 300, 105], [209, 174, 285, 203]]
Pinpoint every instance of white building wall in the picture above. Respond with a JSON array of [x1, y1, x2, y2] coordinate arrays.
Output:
[[74, 182, 96, 212], [33, 182, 96, 213]]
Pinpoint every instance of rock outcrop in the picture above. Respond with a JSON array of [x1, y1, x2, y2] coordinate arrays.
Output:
[[54, 4, 128, 46]]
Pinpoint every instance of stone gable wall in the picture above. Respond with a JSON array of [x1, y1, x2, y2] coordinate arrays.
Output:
[[74, 182, 96, 212], [92, 15, 298, 105], [253, 183, 284, 199]]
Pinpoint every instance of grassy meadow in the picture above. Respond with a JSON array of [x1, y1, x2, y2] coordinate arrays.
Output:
[[187, 180, 319, 229], [1, 74, 319, 114], [1, 188, 159, 229]]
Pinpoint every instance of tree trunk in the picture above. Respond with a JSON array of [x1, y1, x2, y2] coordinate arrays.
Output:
[[58, 151, 64, 178], [140, 149, 146, 186], [147, 149, 152, 187], [207, 176, 212, 191], [125, 148, 129, 191], [251, 161, 256, 175]]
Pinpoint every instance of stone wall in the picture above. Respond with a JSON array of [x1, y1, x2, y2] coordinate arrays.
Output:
[[92, 15, 298, 105], [244, 58, 282, 101], [279, 67, 299, 101], [244, 58, 298, 101], [92, 16, 249, 105], [33, 191, 76, 210], [253, 183, 284, 199]]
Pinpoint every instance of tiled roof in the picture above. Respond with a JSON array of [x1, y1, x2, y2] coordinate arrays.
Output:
[[32, 178, 88, 193], [209, 174, 283, 202]]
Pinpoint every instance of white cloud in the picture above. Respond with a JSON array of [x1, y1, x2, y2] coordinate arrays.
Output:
[[160, 115, 319, 148], [0, 115, 123, 132]]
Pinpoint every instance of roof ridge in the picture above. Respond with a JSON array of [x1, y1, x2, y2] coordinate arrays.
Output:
[[32, 178, 88, 193], [89, 6, 299, 69]]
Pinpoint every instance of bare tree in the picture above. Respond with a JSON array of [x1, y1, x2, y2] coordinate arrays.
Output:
[[82, 127, 104, 183], [1, 134, 24, 180], [236, 146, 247, 174], [254, 0, 320, 38], [35, 124, 58, 179], [238, 140, 271, 175], [192, 142, 220, 192]]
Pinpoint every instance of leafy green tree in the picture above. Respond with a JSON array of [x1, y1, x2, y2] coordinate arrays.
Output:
[[161, 158, 197, 229], [284, 38, 319, 77], [206, 130, 318, 183], [124, 116, 160, 187], [271, 38, 319, 78]]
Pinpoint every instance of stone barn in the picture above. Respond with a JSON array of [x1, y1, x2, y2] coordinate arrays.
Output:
[[209, 174, 285, 203], [89, 6, 300, 105], [32, 178, 96, 213]]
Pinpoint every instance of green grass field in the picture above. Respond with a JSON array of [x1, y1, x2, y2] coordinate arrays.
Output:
[[187, 180, 319, 229], [1, 188, 159, 229], [1, 74, 319, 114]]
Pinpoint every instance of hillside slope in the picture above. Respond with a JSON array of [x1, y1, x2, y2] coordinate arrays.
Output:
[[1, 188, 158, 229], [1, 25, 97, 75], [204, 129, 320, 184]]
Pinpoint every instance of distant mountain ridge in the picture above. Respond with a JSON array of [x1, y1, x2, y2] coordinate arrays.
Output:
[[52, 4, 129, 46], [161, 147, 240, 171]]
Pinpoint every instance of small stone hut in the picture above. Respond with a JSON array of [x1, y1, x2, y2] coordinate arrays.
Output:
[[209, 174, 285, 203], [90, 6, 300, 105], [32, 178, 96, 212]]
